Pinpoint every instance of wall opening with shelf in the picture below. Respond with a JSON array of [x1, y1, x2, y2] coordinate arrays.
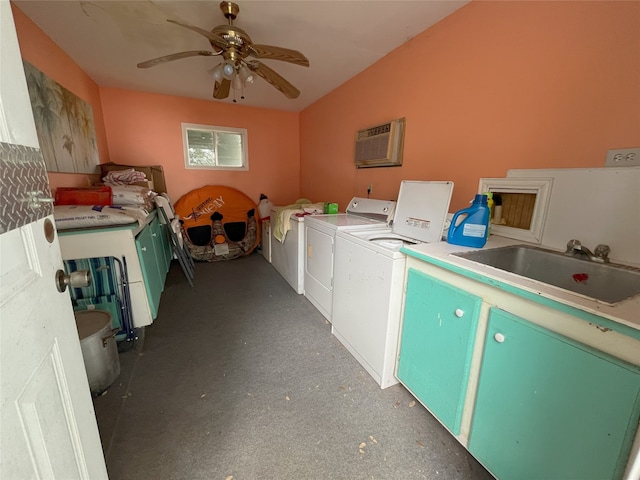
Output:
[[478, 178, 553, 244], [494, 192, 536, 230]]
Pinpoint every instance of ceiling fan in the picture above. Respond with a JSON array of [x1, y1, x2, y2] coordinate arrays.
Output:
[[137, 1, 309, 101]]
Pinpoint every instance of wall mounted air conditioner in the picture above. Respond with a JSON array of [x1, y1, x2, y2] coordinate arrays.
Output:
[[354, 117, 405, 168]]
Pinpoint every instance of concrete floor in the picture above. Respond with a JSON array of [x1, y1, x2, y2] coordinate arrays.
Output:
[[93, 253, 494, 479]]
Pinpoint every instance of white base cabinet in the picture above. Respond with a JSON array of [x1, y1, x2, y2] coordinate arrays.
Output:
[[58, 212, 171, 328]]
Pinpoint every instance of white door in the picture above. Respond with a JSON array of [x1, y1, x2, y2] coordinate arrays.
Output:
[[0, 2, 107, 478]]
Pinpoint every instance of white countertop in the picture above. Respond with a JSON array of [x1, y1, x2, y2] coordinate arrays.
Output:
[[404, 235, 640, 332]]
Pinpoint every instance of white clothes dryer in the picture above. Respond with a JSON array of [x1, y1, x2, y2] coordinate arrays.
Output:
[[332, 181, 454, 388], [304, 197, 396, 322]]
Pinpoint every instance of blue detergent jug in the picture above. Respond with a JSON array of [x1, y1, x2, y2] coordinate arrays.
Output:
[[447, 194, 491, 248]]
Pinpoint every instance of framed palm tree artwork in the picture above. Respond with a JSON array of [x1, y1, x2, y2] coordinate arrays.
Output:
[[22, 61, 99, 174]]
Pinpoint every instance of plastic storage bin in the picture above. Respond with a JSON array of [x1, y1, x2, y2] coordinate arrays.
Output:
[[55, 186, 112, 206]]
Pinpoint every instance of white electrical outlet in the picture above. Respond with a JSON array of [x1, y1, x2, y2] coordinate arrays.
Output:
[[605, 148, 640, 167], [368, 183, 373, 194]]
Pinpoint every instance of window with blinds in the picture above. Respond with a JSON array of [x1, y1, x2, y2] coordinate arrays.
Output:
[[182, 123, 248, 171]]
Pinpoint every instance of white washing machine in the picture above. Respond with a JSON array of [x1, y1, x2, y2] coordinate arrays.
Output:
[[304, 198, 396, 322], [270, 208, 305, 294], [332, 181, 454, 389]]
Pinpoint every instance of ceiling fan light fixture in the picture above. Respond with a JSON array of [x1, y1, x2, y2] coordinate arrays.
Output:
[[239, 65, 254, 86], [222, 60, 236, 80], [210, 64, 224, 82], [232, 73, 243, 91]]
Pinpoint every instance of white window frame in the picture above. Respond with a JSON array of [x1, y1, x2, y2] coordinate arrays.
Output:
[[182, 123, 248, 171], [477, 177, 553, 244]]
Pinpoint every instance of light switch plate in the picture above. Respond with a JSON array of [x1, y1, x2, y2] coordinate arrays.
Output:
[[605, 148, 640, 167]]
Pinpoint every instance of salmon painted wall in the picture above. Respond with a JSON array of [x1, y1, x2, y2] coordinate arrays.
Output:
[[99, 88, 300, 205], [12, 4, 109, 192], [300, 1, 640, 213]]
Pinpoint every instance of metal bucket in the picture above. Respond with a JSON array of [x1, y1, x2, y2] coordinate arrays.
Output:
[[75, 310, 120, 395]]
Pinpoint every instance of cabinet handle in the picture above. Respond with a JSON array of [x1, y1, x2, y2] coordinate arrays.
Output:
[[494, 333, 505, 343], [152, 233, 157, 237], [141, 247, 147, 252], [454, 308, 464, 318]]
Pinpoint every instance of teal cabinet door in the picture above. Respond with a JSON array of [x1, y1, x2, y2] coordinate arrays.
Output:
[[135, 222, 163, 319], [469, 307, 640, 480], [158, 221, 172, 275], [151, 217, 170, 277], [397, 268, 482, 435]]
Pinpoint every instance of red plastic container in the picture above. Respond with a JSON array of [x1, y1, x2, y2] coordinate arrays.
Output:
[[55, 186, 113, 206]]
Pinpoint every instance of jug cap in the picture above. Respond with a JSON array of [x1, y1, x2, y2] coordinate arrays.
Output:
[[473, 194, 488, 204]]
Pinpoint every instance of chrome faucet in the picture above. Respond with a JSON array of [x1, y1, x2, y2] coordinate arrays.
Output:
[[565, 239, 610, 263]]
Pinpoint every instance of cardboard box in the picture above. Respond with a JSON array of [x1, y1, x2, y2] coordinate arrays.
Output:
[[100, 163, 167, 194]]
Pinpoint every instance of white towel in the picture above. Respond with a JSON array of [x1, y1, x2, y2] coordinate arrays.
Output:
[[273, 200, 325, 242]]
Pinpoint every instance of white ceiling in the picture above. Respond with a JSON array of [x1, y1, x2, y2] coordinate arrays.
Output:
[[14, 1, 468, 112]]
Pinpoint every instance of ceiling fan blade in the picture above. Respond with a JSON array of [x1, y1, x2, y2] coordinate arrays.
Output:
[[137, 50, 215, 68], [213, 78, 231, 99], [167, 19, 229, 51], [248, 61, 300, 99], [248, 44, 309, 67]]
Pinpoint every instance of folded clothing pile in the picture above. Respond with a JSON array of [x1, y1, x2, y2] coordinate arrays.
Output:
[[110, 185, 156, 211], [102, 168, 156, 211], [102, 168, 147, 186]]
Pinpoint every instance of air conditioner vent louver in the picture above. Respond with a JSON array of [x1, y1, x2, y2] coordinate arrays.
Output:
[[354, 118, 405, 168]]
